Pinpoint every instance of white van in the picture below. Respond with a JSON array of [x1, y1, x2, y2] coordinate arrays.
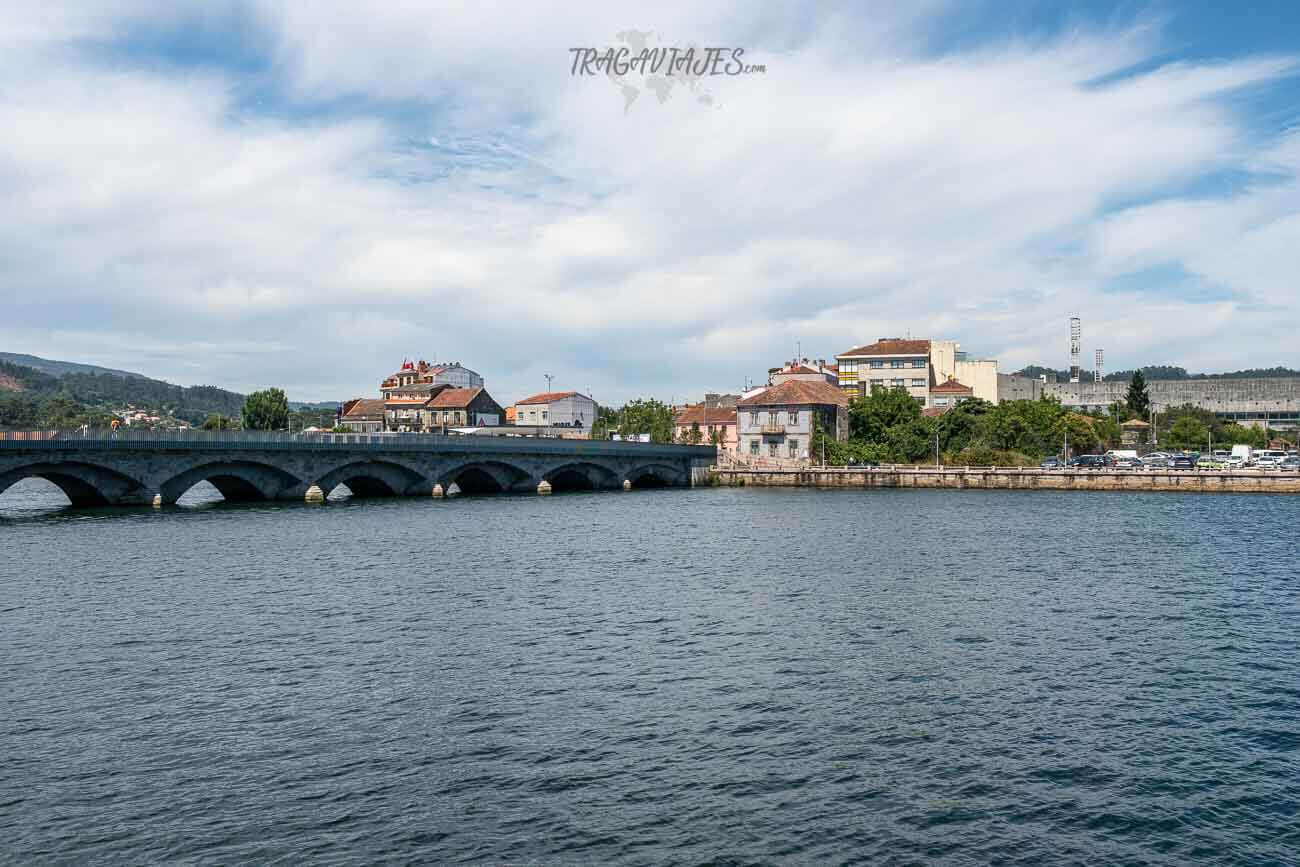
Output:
[[1229, 444, 1254, 467], [1256, 449, 1287, 468]]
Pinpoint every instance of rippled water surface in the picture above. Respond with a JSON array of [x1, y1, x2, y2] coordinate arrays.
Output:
[[3, 481, 1299, 864]]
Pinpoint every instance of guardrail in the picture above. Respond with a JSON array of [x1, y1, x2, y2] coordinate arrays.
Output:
[[0, 429, 717, 459]]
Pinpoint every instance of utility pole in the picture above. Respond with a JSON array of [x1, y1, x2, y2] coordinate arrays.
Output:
[[934, 429, 940, 468], [544, 373, 554, 392]]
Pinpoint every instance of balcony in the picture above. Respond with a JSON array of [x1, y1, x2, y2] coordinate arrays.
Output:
[[760, 424, 787, 436]]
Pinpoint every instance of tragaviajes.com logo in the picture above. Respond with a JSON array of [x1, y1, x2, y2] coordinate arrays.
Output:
[[569, 29, 766, 113]]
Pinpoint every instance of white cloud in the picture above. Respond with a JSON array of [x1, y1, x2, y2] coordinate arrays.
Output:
[[0, 3, 1296, 402]]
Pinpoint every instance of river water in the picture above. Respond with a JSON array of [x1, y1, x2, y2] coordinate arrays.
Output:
[[2, 481, 1298, 864]]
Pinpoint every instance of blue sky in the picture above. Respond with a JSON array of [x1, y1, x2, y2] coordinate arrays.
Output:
[[0, 1, 1297, 401]]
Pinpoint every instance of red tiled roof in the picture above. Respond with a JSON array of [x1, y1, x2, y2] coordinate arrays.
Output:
[[921, 406, 951, 417], [428, 387, 483, 408], [837, 339, 932, 358], [737, 379, 851, 407], [516, 390, 586, 405], [342, 398, 385, 417], [930, 377, 973, 394], [674, 405, 737, 426]]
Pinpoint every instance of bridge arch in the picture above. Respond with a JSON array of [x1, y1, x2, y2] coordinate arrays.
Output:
[[439, 460, 531, 495], [0, 461, 147, 507], [316, 459, 426, 499], [160, 460, 303, 505], [624, 462, 687, 488], [544, 461, 621, 492]]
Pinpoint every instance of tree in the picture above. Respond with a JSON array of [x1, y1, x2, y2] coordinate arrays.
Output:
[[1126, 370, 1151, 419], [685, 421, 703, 445], [1166, 415, 1209, 450], [241, 387, 289, 431], [201, 414, 234, 431], [849, 385, 921, 442]]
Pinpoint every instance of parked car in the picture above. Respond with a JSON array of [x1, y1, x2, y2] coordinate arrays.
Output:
[[1255, 449, 1287, 469], [1196, 455, 1228, 470], [1167, 454, 1195, 470], [1115, 456, 1143, 469], [1141, 453, 1168, 468], [1040, 456, 1063, 469], [1068, 454, 1114, 469], [1280, 456, 1300, 472]]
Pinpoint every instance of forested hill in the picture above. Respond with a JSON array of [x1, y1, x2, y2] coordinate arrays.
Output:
[[1015, 364, 1300, 383], [0, 357, 245, 427], [0, 351, 145, 379]]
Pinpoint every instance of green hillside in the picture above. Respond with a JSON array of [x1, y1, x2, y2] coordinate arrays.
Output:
[[0, 358, 246, 428]]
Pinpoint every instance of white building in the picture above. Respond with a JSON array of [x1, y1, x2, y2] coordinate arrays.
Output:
[[513, 391, 597, 431], [735, 380, 850, 461]]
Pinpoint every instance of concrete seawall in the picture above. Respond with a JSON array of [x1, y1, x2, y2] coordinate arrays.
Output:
[[713, 466, 1300, 494]]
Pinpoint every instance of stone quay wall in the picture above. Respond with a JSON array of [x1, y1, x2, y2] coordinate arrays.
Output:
[[713, 466, 1300, 494]]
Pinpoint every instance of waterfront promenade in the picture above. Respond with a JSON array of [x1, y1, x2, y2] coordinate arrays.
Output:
[[0, 430, 716, 506], [716, 464, 1300, 493]]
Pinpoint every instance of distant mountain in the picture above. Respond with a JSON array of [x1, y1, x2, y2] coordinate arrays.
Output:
[[0, 352, 146, 379]]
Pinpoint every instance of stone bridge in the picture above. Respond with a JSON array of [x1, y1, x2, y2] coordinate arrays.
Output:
[[0, 431, 717, 507]]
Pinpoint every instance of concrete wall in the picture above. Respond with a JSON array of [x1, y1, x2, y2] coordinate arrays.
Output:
[[955, 360, 999, 404], [715, 466, 1300, 494]]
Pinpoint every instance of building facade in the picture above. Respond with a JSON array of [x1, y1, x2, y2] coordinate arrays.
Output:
[[836, 338, 1000, 407], [673, 404, 738, 454], [380, 360, 484, 397], [340, 360, 503, 433], [513, 391, 597, 431], [735, 380, 849, 461], [835, 339, 933, 404]]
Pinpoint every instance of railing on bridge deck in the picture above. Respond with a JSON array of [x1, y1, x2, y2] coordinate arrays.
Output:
[[0, 428, 717, 460]]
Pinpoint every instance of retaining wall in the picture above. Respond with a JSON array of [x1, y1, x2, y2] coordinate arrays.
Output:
[[713, 467, 1300, 494]]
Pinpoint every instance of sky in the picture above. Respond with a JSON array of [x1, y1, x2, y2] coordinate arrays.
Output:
[[1, 1, 1298, 403]]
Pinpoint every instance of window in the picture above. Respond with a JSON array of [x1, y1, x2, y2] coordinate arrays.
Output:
[[788, 439, 800, 457], [892, 378, 905, 387], [788, 410, 798, 424], [840, 359, 857, 373], [870, 360, 884, 369], [750, 440, 759, 455], [769, 443, 779, 457], [911, 378, 926, 387], [750, 411, 760, 425], [891, 359, 904, 368], [934, 397, 949, 407], [912, 359, 926, 368]]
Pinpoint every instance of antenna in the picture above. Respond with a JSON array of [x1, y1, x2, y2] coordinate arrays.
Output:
[[1094, 349, 1104, 384], [544, 373, 554, 392], [1069, 316, 1082, 383]]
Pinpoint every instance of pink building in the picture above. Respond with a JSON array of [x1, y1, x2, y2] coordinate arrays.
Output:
[[673, 404, 738, 455]]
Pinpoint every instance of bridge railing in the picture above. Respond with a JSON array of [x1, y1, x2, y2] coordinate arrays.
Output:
[[0, 428, 717, 459]]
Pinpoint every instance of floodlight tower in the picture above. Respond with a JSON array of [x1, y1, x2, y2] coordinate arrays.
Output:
[[1069, 317, 1082, 383], [1094, 348, 1104, 384]]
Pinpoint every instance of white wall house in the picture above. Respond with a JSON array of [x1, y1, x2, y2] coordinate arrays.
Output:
[[513, 391, 597, 431]]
